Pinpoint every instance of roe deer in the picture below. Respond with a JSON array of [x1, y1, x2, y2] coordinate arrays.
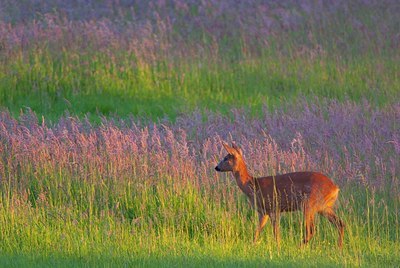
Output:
[[215, 142, 344, 247]]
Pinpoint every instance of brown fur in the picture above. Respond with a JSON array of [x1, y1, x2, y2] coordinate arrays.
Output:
[[215, 142, 345, 247]]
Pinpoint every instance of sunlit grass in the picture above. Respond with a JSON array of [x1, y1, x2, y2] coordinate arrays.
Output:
[[0, 177, 398, 267], [0, 100, 398, 266], [0, 1, 399, 266], [1, 48, 398, 121]]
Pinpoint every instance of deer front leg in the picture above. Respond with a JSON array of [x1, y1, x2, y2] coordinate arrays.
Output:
[[270, 213, 281, 247], [254, 213, 269, 243]]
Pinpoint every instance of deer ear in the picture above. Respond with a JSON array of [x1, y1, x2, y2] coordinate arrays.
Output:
[[231, 142, 243, 156], [222, 141, 235, 155]]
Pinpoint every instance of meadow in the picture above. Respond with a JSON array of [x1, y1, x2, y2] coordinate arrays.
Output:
[[0, 0, 399, 267]]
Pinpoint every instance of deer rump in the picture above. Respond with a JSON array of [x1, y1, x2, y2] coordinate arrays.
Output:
[[250, 172, 340, 214]]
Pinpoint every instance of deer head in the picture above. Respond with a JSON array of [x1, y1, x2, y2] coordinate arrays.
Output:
[[215, 141, 244, 172]]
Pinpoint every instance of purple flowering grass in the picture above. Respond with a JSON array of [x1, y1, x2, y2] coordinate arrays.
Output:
[[0, 0, 398, 58], [0, 99, 398, 197]]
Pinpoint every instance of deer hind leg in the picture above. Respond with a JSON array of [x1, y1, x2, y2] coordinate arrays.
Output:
[[254, 213, 269, 243], [303, 209, 316, 245], [319, 208, 345, 248]]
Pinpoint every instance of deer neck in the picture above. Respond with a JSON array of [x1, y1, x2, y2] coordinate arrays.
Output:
[[233, 161, 253, 195]]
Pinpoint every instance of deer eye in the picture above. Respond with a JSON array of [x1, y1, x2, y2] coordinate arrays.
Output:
[[224, 156, 229, 161]]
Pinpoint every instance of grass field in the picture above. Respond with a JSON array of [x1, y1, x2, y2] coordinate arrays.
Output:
[[0, 0, 399, 121], [0, 1, 399, 267]]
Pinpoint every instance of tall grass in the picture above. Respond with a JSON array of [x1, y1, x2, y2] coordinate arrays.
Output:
[[0, 100, 398, 266], [0, 1, 399, 266], [0, 1, 399, 120]]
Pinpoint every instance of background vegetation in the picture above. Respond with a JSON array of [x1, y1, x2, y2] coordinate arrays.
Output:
[[0, 0, 399, 266], [0, 0, 398, 120]]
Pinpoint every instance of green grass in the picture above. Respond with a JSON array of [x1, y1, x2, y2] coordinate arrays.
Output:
[[1, 47, 398, 121], [0, 46, 398, 265], [0, 173, 398, 267], [0, 3, 399, 266]]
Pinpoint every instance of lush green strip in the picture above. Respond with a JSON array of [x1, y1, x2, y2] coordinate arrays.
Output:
[[1, 48, 398, 121], [0, 177, 398, 267]]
